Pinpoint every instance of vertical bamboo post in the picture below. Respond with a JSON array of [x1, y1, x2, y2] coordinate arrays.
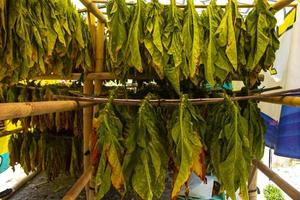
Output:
[[248, 166, 258, 200], [83, 12, 96, 200], [94, 22, 105, 108], [83, 81, 94, 200], [89, 17, 106, 200]]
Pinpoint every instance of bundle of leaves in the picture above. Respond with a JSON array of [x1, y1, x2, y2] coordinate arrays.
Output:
[[106, 0, 280, 93], [0, 0, 93, 85]]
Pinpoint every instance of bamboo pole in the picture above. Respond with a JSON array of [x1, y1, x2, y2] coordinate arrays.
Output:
[[83, 10, 97, 200], [0, 128, 24, 138], [32, 72, 265, 81], [248, 166, 258, 200], [63, 167, 93, 200], [54, 88, 300, 106], [83, 80, 94, 200], [260, 96, 300, 107], [271, 0, 296, 11], [253, 159, 300, 200], [91, 0, 297, 9], [94, 23, 105, 109], [0, 101, 95, 121], [79, 0, 107, 24]]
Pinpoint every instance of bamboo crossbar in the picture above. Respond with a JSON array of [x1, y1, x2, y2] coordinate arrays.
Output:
[[79, 0, 107, 24], [260, 96, 300, 107], [0, 101, 96, 121], [90, 0, 297, 9], [0, 128, 24, 138], [32, 72, 265, 81], [253, 159, 300, 200], [63, 167, 93, 200], [53, 88, 300, 106]]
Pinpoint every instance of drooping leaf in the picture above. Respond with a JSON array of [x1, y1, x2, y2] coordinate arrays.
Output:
[[162, 0, 184, 94], [182, 0, 202, 79], [124, 0, 144, 73], [123, 95, 168, 200], [107, 0, 130, 72], [143, 0, 166, 79], [169, 95, 206, 199], [242, 100, 266, 160], [95, 96, 125, 199], [206, 98, 251, 200], [245, 0, 280, 72]]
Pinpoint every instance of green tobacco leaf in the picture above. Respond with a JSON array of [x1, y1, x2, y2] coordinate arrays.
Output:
[[207, 98, 251, 200], [242, 100, 266, 160], [182, 0, 202, 79], [125, 0, 144, 73], [95, 98, 125, 199], [215, 0, 238, 70], [245, 0, 279, 71], [205, 0, 221, 86], [143, 0, 165, 79], [123, 96, 168, 200], [162, 0, 184, 94], [107, 0, 130, 64], [169, 95, 206, 199]]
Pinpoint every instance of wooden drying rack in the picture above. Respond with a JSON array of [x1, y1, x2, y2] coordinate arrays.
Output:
[[0, 0, 299, 200]]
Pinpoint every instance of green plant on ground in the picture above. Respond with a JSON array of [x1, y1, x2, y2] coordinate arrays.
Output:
[[263, 184, 285, 200]]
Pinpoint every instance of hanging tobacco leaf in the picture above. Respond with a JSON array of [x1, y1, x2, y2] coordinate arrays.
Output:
[[123, 95, 168, 200], [215, 0, 238, 71], [95, 96, 125, 199], [107, 0, 130, 76], [162, 0, 184, 94], [143, 0, 166, 79], [206, 98, 251, 200], [124, 0, 145, 73], [242, 100, 266, 160], [245, 0, 280, 72], [0, 0, 93, 85], [182, 0, 202, 80], [168, 95, 206, 199]]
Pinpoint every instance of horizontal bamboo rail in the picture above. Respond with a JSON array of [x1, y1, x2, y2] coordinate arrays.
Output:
[[63, 167, 93, 200], [32, 72, 265, 81], [271, 0, 296, 11], [260, 96, 300, 107], [53, 88, 300, 106], [91, 0, 297, 9], [253, 159, 300, 200], [32, 73, 151, 80], [0, 101, 96, 121], [0, 128, 24, 138], [79, 0, 107, 24]]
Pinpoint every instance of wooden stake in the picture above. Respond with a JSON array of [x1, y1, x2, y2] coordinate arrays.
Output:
[[63, 167, 93, 200], [0, 101, 95, 121], [253, 159, 300, 200]]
